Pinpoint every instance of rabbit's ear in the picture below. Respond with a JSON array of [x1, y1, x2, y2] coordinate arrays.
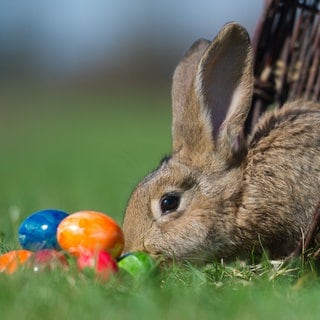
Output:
[[172, 38, 211, 117], [172, 23, 254, 164], [171, 38, 212, 157]]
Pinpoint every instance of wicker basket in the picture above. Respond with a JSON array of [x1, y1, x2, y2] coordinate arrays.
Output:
[[248, 0, 320, 132]]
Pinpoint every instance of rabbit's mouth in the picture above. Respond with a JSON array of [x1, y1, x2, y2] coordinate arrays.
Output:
[[143, 237, 212, 265], [157, 253, 212, 266]]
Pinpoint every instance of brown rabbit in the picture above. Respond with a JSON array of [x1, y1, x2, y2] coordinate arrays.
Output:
[[122, 22, 320, 263]]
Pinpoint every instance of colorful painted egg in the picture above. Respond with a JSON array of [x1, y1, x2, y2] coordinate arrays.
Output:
[[117, 252, 157, 278], [27, 249, 68, 272], [77, 250, 118, 280], [18, 209, 68, 251], [57, 211, 124, 258], [0, 250, 33, 274]]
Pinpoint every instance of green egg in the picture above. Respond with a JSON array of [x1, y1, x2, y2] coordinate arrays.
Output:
[[117, 252, 157, 278]]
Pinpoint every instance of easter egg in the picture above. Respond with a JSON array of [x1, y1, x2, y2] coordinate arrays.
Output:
[[117, 252, 157, 278], [18, 209, 68, 251], [57, 210, 124, 258], [0, 249, 33, 274], [77, 250, 118, 280], [27, 249, 68, 272]]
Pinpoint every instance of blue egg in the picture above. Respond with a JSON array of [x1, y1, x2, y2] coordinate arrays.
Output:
[[18, 209, 68, 251]]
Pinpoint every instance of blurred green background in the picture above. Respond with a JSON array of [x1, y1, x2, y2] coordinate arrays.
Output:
[[0, 88, 171, 242]]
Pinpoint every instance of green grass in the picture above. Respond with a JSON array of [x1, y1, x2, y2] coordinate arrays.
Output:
[[0, 87, 320, 320]]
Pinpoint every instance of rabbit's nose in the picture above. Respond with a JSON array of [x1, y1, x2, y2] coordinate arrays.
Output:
[[122, 240, 145, 255]]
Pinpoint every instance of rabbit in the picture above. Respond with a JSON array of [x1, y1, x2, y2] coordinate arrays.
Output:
[[122, 22, 320, 264]]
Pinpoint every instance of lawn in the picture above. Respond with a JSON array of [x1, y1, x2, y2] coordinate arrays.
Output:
[[0, 86, 320, 320]]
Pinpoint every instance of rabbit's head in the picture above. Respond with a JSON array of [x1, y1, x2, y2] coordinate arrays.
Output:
[[123, 23, 254, 263]]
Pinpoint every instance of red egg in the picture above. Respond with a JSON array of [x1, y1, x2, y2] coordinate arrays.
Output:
[[57, 211, 124, 258], [0, 250, 33, 274], [77, 250, 118, 280], [27, 249, 68, 272]]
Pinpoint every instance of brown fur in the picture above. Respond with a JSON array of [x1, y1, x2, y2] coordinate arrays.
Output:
[[122, 23, 320, 263]]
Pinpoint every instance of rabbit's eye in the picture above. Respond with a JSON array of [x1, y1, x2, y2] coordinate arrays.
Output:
[[160, 192, 180, 214]]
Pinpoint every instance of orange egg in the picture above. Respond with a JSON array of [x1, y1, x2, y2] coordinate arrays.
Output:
[[0, 249, 33, 274], [57, 211, 124, 258]]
